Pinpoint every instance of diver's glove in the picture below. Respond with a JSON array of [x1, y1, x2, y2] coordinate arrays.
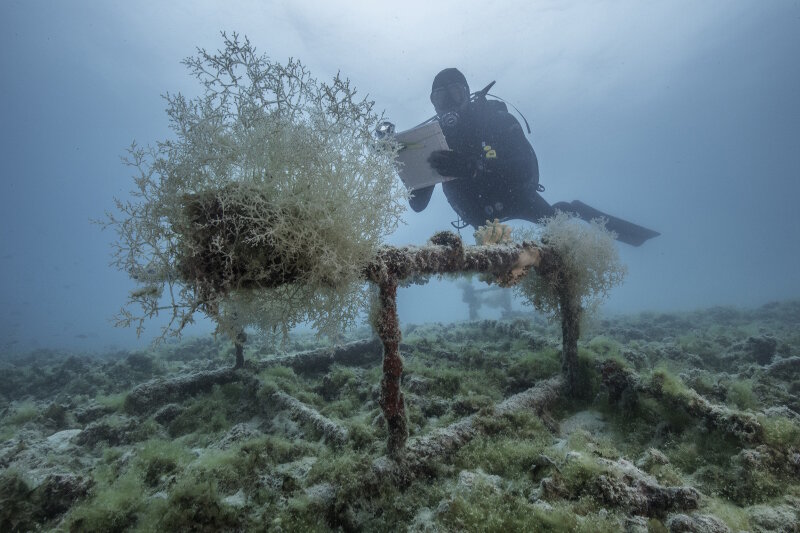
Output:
[[428, 150, 478, 179]]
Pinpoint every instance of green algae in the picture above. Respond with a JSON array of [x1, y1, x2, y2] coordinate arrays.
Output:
[[134, 439, 192, 488], [2, 302, 800, 530], [158, 477, 240, 532], [0, 469, 37, 532], [454, 412, 551, 478], [437, 483, 620, 533], [760, 414, 800, 449], [95, 392, 128, 412], [5, 400, 39, 427], [66, 469, 147, 532], [166, 383, 252, 440]]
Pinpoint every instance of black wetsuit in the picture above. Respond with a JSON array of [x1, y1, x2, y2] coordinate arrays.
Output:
[[410, 98, 555, 229]]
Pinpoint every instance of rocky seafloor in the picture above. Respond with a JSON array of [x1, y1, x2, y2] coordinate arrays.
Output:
[[1, 300, 799, 532]]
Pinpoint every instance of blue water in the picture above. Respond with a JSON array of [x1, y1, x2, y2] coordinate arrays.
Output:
[[1, 0, 799, 354]]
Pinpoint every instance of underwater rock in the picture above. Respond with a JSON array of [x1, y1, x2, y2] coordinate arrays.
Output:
[[269, 411, 303, 440], [275, 456, 317, 490], [706, 306, 743, 324], [416, 396, 449, 418], [272, 391, 349, 444], [73, 402, 111, 424], [74, 416, 139, 447], [0, 469, 92, 527], [153, 403, 183, 424], [125, 367, 251, 414], [737, 444, 800, 478], [255, 338, 382, 374], [451, 394, 494, 416], [743, 336, 778, 364], [595, 473, 700, 517], [317, 366, 368, 402], [423, 470, 508, 528], [479, 319, 555, 351], [32, 472, 92, 520], [762, 405, 800, 424], [536, 474, 568, 501], [215, 422, 262, 450], [665, 513, 730, 533], [404, 375, 432, 395], [635, 448, 670, 471], [565, 450, 583, 462], [408, 506, 438, 532], [679, 369, 729, 403], [624, 515, 649, 533], [304, 482, 336, 507], [125, 352, 157, 374], [653, 344, 702, 367], [621, 348, 648, 370], [429, 348, 461, 362], [530, 499, 555, 513], [1, 428, 86, 478], [607, 326, 647, 342], [764, 356, 800, 380], [559, 410, 608, 437], [747, 501, 800, 533], [222, 489, 246, 508], [42, 402, 69, 429], [45, 429, 82, 452], [529, 454, 560, 483], [456, 469, 504, 492], [593, 458, 700, 517], [255, 472, 284, 493]]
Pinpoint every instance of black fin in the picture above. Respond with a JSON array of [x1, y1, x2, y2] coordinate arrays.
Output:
[[559, 200, 660, 247]]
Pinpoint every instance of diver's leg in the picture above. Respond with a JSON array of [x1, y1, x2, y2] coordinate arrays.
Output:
[[505, 186, 659, 246], [506, 181, 557, 223], [551, 201, 573, 212]]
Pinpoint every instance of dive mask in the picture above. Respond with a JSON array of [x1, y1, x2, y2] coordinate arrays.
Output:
[[430, 82, 469, 114]]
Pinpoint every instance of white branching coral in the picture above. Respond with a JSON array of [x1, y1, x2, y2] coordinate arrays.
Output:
[[102, 32, 406, 341], [516, 212, 627, 318]]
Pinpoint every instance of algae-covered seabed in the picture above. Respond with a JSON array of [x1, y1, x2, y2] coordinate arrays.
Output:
[[1, 301, 799, 532]]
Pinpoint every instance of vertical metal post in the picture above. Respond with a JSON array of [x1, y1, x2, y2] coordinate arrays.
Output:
[[376, 275, 408, 457]]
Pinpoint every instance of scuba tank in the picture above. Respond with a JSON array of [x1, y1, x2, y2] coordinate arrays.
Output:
[[473, 81, 532, 135]]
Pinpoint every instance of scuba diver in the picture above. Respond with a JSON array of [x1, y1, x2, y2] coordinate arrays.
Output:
[[409, 68, 660, 247]]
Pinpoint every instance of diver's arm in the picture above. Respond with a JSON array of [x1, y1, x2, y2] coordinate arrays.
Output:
[[409, 184, 435, 212], [430, 112, 537, 184], [427, 150, 479, 179]]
